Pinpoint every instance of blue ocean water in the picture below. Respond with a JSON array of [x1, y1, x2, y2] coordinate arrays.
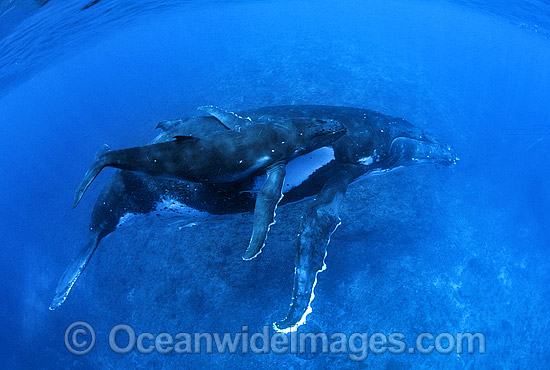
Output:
[[0, 0, 549, 368]]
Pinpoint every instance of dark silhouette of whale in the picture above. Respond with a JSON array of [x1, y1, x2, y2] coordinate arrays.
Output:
[[50, 105, 457, 333]]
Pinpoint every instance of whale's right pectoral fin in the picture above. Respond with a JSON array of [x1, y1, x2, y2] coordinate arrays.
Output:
[[274, 167, 355, 332], [242, 163, 286, 260], [198, 106, 253, 131], [73, 144, 111, 209], [49, 232, 100, 310]]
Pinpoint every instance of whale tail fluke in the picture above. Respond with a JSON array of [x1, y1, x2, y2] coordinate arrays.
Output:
[[72, 144, 111, 208], [49, 232, 100, 310]]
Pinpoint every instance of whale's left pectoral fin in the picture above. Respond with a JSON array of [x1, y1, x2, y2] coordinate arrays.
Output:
[[198, 106, 252, 131], [242, 163, 286, 260], [274, 167, 354, 332]]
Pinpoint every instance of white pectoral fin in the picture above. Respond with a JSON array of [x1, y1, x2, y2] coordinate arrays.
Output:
[[198, 105, 252, 131], [274, 166, 355, 332], [242, 163, 286, 260]]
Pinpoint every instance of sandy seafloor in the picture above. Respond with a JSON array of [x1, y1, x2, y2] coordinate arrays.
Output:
[[1, 0, 549, 369], [36, 165, 550, 369]]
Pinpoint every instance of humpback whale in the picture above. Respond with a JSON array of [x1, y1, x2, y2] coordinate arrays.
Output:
[[50, 105, 457, 333], [72, 107, 345, 262], [72, 108, 346, 208]]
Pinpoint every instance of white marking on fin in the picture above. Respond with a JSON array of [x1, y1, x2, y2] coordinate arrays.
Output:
[[273, 220, 341, 333], [242, 190, 284, 261], [116, 212, 139, 228], [154, 198, 209, 218], [198, 105, 252, 131], [358, 156, 374, 166]]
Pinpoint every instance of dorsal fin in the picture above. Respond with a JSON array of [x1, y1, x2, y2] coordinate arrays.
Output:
[[198, 106, 252, 131]]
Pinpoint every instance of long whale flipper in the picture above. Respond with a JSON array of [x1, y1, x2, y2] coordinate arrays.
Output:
[[72, 144, 111, 209], [198, 106, 252, 131], [49, 232, 100, 310], [274, 166, 355, 332], [242, 163, 286, 260]]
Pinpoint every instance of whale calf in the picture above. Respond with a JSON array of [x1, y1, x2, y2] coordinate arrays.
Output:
[[73, 109, 346, 208]]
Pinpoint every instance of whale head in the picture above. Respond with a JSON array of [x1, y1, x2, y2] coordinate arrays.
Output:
[[348, 115, 457, 171], [383, 123, 458, 169], [386, 135, 457, 168]]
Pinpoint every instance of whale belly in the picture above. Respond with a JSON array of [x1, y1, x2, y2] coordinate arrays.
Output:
[[249, 147, 336, 194]]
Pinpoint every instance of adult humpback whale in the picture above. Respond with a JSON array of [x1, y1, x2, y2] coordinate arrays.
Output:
[[50, 105, 457, 333]]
